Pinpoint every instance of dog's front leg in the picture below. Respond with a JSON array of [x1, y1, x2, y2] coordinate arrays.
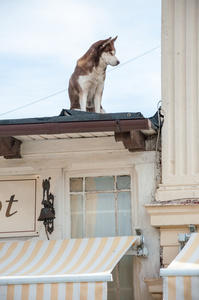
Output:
[[94, 84, 104, 113], [94, 96, 101, 113], [79, 92, 88, 112]]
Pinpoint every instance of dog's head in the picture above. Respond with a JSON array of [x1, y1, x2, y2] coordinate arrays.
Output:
[[99, 36, 120, 66], [77, 37, 120, 70]]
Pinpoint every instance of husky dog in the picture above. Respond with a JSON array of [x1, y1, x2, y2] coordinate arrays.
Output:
[[68, 37, 120, 113]]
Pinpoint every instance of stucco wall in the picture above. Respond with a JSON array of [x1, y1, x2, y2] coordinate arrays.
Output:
[[0, 135, 159, 299]]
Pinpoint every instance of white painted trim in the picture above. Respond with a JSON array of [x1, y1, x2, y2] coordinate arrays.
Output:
[[160, 268, 199, 277], [0, 273, 112, 285]]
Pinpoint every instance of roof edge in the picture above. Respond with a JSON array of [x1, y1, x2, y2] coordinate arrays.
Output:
[[0, 118, 151, 137]]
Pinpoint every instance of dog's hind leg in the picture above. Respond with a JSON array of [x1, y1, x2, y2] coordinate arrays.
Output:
[[68, 83, 81, 110]]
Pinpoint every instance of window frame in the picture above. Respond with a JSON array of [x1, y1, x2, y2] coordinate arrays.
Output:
[[64, 167, 138, 240]]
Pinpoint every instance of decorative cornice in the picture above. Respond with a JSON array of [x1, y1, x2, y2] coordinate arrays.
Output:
[[144, 201, 199, 227], [156, 184, 199, 201]]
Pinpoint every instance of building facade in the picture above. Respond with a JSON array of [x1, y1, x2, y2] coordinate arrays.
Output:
[[0, 112, 159, 299]]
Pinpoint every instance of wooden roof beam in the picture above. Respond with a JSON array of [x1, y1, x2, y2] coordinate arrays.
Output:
[[0, 137, 22, 159], [115, 131, 146, 151]]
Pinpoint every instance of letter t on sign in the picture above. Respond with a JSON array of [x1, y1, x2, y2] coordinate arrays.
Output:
[[6, 195, 18, 217]]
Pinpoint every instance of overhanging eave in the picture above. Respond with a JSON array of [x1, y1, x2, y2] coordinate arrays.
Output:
[[0, 118, 152, 137]]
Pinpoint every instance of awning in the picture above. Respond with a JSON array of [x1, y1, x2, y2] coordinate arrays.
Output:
[[0, 236, 140, 300], [160, 233, 199, 300]]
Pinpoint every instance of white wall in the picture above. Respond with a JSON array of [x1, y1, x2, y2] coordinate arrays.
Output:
[[0, 135, 159, 299]]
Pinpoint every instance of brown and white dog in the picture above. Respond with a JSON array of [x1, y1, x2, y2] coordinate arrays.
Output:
[[68, 37, 120, 113]]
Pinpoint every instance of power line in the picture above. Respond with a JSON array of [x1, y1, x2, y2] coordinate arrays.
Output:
[[0, 89, 68, 117], [0, 45, 160, 117], [107, 45, 161, 72]]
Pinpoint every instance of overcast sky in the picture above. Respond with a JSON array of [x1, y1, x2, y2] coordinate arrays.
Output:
[[0, 0, 161, 120]]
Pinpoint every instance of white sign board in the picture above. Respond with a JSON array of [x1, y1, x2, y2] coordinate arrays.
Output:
[[0, 175, 40, 237]]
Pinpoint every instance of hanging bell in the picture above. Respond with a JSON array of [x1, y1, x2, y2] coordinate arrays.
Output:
[[37, 207, 55, 221]]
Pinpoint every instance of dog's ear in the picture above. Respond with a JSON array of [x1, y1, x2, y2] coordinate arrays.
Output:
[[111, 36, 118, 43], [100, 37, 112, 49]]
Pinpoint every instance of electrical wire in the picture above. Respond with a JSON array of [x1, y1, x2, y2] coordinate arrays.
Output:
[[155, 100, 162, 153], [155, 100, 164, 185], [0, 89, 68, 117], [107, 45, 160, 73], [0, 45, 161, 117]]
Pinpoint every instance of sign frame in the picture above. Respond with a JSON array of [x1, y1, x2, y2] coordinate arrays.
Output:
[[0, 175, 41, 238]]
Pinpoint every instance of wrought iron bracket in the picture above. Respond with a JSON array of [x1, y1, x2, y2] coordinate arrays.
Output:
[[38, 177, 55, 239]]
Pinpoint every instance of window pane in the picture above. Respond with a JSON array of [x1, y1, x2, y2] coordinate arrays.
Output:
[[117, 192, 132, 236], [108, 266, 118, 299], [71, 194, 83, 238], [70, 178, 83, 192], [85, 193, 116, 237], [116, 175, 131, 190], [118, 256, 134, 300], [108, 257, 134, 300], [85, 176, 114, 191]]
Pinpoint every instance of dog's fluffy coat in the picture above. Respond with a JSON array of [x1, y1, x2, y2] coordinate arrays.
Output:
[[68, 37, 120, 113]]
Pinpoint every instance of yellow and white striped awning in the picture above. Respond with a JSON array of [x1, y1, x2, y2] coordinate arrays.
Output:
[[0, 236, 139, 300], [160, 233, 199, 300]]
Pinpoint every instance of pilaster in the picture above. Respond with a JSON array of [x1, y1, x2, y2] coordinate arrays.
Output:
[[156, 0, 199, 201]]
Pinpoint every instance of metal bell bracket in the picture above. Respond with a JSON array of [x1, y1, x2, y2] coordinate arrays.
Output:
[[38, 177, 56, 239]]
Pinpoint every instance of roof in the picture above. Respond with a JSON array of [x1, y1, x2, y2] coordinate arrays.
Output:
[[0, 109, 157, 137], [0, 109, 144, 125], [0, 110, 159, 158]]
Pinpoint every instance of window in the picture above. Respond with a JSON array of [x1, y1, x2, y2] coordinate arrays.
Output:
[[70, 175, 132, 238], [69, 174, 134, 299]]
